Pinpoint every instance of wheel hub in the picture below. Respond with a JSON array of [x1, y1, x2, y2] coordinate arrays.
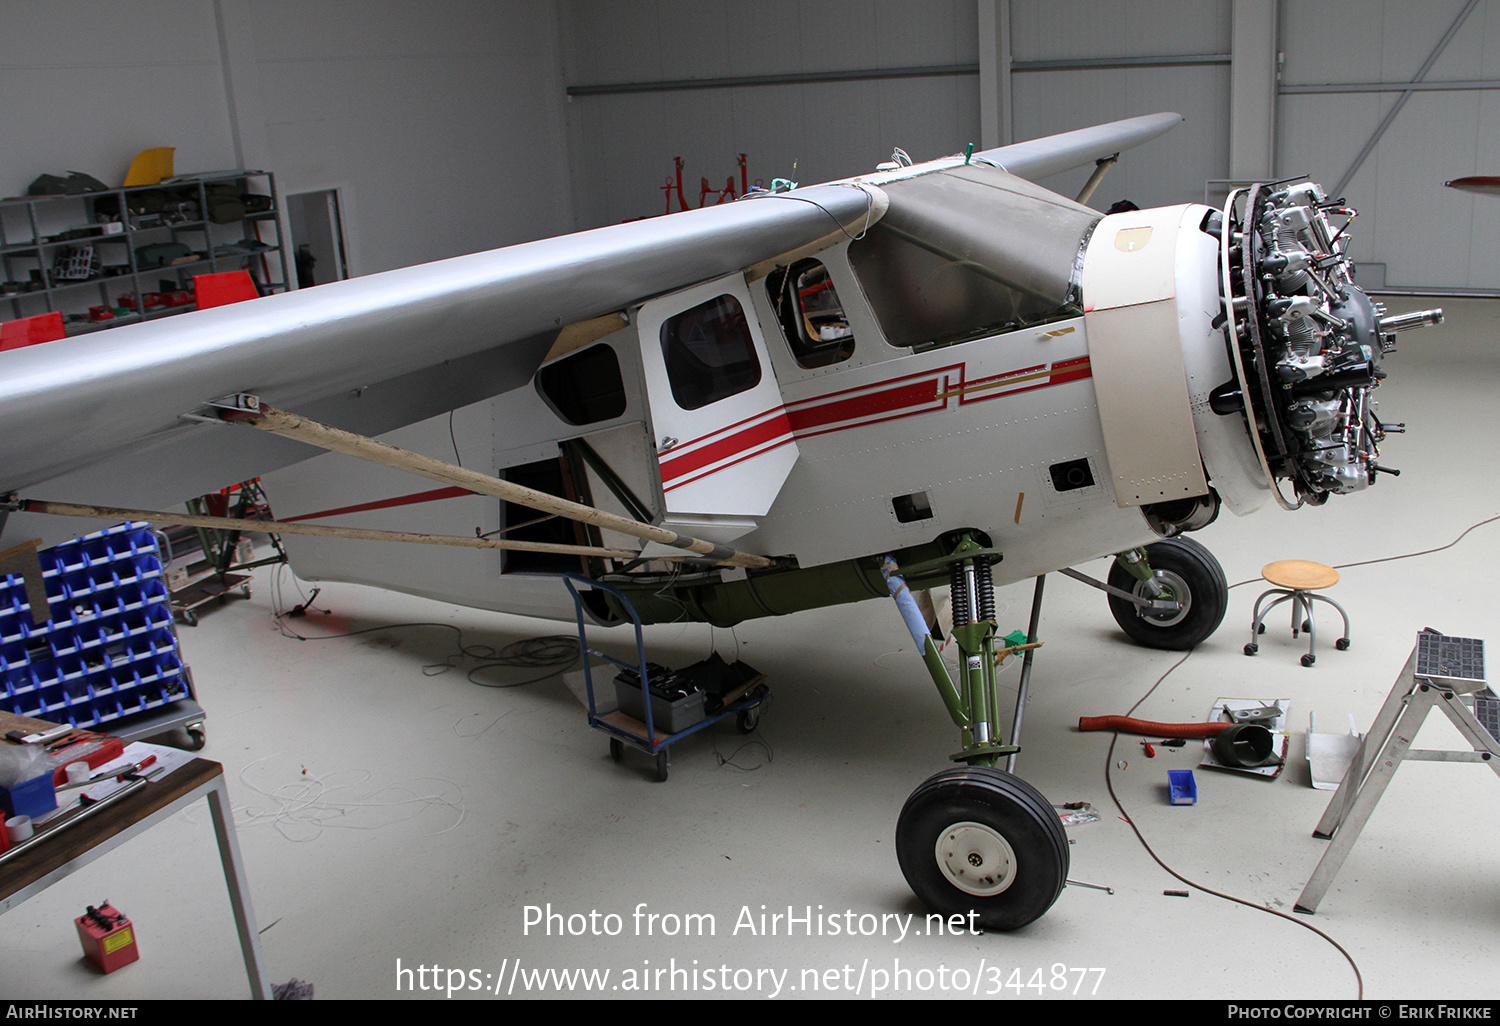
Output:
[[1137, 569, 1191, 626], [935, 821, 1017, 896]]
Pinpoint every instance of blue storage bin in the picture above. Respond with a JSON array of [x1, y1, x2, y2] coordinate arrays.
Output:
[[0, 772, 57, 819], [1168, 769, 1197, 805]]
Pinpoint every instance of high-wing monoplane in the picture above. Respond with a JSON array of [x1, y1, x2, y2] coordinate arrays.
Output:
[[0, 112, 1442, 929]]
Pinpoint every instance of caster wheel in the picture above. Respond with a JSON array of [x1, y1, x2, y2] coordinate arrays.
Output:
[[1301, 620, 1313, 634], [185, 725, 206, 751], [1257, 623, 1266, 635], [1335, 638, 1351, 651], [1244, 643, 1259, 656], [655, 750, 669, 783], [897, 767, 1068, 931], [181, 609, 198, 627], [1301, 653, 1316, 668], [609, 738, 623, 763], [736, 707, 760, 734]]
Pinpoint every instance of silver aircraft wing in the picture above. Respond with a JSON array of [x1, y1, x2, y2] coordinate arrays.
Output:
[[0, 184, 880, 543], [975, 111, 1183, 181]]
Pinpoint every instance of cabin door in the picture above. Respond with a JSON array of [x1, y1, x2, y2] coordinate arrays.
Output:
[[636, 274, 799, 527]]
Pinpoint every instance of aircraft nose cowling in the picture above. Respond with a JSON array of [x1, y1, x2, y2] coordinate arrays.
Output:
[[1218, 181, 1441, 507]]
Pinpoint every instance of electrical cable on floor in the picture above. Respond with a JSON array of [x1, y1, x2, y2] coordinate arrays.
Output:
[[1101, 652, 1365, 999], [711, 692, 775, 771], [233, 753, 467, 842], [268, 563, 579, 688], [1100, 511, 1500, 999]]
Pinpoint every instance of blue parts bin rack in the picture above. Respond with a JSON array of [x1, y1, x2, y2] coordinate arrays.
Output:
[[0, 523, 205, 746], [562, 574, 767, 782]]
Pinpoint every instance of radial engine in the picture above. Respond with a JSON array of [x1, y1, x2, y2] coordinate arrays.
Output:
[[1216, 181, 1442, 507]]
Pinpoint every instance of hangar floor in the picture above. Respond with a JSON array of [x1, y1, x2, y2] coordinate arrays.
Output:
[[2, 297, 1496, 1002]]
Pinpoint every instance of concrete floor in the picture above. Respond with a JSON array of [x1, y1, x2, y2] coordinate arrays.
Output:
[[2, 297, 1496, 1001]]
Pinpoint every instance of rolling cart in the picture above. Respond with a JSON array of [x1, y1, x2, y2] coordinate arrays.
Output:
[[562, 574, 768, 781]]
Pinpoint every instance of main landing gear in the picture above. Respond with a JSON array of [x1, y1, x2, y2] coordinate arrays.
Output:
[[882, 538, 1068, 931], [882, 534, 1229, 930]]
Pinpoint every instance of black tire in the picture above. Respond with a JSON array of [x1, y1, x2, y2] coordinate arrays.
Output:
[[736, 708, 760, 734], [896, 767, 1069, 932], [1107, 537, 1228, 650], [609, 738, 623, 763], [655, 750, 669, 782]]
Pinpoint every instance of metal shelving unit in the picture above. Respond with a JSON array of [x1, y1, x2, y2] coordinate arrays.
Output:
[[0, 170, 289, 335]]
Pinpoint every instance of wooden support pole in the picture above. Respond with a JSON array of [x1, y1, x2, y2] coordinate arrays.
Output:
[[212, 399, 773, 569], [17, 499, 638, 560]]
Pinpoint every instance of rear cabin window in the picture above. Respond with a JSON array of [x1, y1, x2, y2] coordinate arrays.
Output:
[[767, 259, 856, 368], [848, 164, 1099, 350], [536, 343, 627, 425], [659, 293, 761, 409]]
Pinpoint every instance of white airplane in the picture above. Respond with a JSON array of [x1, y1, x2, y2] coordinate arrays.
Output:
[[0, 112, 1441, 930]]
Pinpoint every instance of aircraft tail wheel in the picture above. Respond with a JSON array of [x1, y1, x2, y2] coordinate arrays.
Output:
[[896, 767, 1069, 931], [1107, 536, 1228, 650]]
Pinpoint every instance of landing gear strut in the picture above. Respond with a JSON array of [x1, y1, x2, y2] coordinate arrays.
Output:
[[882, 537, 1069, 931]]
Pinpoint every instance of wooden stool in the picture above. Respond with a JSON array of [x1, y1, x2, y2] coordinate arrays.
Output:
[[1244, 560, 1350, 667]]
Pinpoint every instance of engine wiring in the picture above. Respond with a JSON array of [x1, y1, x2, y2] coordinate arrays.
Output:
[[1102, 511, 1500, 1000]]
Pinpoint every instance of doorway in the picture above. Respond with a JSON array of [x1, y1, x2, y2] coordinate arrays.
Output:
[[284, 189, 348, 287]]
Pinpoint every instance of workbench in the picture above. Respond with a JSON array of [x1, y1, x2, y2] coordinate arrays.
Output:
[[0, 713, 270, 998]]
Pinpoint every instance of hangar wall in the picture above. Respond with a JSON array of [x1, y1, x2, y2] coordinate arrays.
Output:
[[1007, 0, 1232, 210], [0, 0, 573, 277], [558, 0, 1234, 226], [559, 0, 984, 227], [559, 0, 1500, 294], [1279, 0, 1500, 293], [2, 1, 1496, 292]]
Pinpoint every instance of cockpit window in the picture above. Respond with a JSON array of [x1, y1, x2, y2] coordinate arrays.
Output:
[[848, 164, 1099, 349], [767, 259, 856, 368], [536, 342, 627, 425], [659, 293, 762, 410]]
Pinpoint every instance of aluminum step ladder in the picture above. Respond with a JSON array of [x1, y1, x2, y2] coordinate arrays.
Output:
[[1296, 631, 1494, 914]]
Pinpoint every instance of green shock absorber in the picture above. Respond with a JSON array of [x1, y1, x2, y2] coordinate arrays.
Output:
[[883, 534, 1017, 766], [947, 540, 1017, 766]]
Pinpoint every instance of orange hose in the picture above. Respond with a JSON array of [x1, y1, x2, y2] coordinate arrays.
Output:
[[1077, 715, 1228, 737]]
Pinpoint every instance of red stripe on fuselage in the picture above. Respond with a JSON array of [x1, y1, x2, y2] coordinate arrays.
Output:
[[659, 410, 793, 484], [282, 485, 474, 523]]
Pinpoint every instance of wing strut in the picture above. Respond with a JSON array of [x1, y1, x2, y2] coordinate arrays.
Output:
[[8, 498, 638, 560], [206, 396, 774, 570]]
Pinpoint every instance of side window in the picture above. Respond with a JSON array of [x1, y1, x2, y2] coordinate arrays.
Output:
[[767, 259, 856, 368], [536, 343, 627, 425], [659, 293, 761, 410]]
